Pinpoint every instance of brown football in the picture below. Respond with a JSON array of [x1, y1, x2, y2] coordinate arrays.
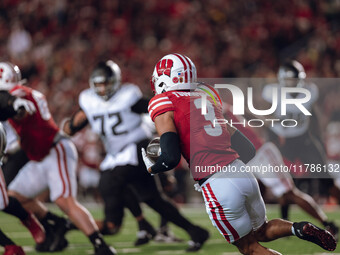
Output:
[[146, 137, 161, 162]]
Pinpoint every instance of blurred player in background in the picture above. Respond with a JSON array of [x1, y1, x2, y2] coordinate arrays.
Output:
[[143, 53, 336, 254], [63, 60, 209, 251], [0, 62, 116, 255], [262, 60, 340, 216], [0, 122, 28, 187], [0, 123, 46, 255], [223, 104, 338, 238]]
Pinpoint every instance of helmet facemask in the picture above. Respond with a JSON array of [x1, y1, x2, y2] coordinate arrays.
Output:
[[278, 60, 306, 88], [89, 60, 121, 100]]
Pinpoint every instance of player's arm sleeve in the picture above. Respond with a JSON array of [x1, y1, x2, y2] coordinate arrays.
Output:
[[0, 91, 17, 121], [150, 132, 181, 174], [131, 98, 150, 114], [63, 108, 89, 136], [148, 95, 175, 121], [230, 130, 256, 164]]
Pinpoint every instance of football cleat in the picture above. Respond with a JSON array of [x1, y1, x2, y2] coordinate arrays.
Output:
[[3, 245, 25, 255], [293, 221, 336, 251], [134, 230, 155, 246], [21, 213, 45, 244], [134, 219, 157, 246], [35, 217, 68, 252], [324, 221, 339, 241], [154, 226, 183, 243], [94, 245, 117, 255], [186, 226, 210, 252], [96, 220, 121, 236]]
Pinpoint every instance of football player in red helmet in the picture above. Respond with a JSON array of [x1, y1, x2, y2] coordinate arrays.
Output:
[[63, 60, 209, 251], [0, 62, 116, 255], [143, 53, 336, 254], [0, 122, 47, 255]]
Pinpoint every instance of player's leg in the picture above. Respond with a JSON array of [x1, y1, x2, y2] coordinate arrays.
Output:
[[3, 195, 46, 244], [134, 140, 209, 250], [281, 188, 328, 223], [153, 172, 183, 243], [7, 161, 69, 252], [299, 134, 340, 199], [249, 142, 294, 220], [0, 229, 25, 255], [98, 163, 158, 245], [252, 142, 334, 229], [123, 185, 157, 246], [200, 162, 280, 255], [1, 167, 45, 245], [132, 167, 209, 251], [0, 172, 26, 255], [244, 162, 336, 251], [49, 140, 116, 255], [143, 193, 209, 251], [97, 169, 125, 235], [234, 232, 282, 255]]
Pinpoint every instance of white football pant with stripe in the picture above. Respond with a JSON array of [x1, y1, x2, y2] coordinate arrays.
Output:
[[0, 169, 9, 210], [9, 139, 78, 201], [200, 159, 267, 243]]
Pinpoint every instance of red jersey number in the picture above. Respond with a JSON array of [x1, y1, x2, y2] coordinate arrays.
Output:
[[194, 98, 222, 137]]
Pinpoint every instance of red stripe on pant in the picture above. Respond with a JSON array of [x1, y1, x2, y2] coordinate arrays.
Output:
[[206, 183, 240, 241], [56, 145, 66, 197], [0, 176, 8, 208], [202, 186, 230, 242], [60, 143, 71, 197]]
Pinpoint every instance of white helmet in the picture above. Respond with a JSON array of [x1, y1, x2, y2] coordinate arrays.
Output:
[[151, 53, 197, 95], [0, 62, 22, 90]]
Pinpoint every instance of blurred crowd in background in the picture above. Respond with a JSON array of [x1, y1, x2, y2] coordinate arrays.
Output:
[[0, 0, 340, 202]]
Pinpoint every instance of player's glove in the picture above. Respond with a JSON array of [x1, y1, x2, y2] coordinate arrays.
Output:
[[13, 98, 36, 115], [141, 147, 155, 175], [194, 183, 202, 192]]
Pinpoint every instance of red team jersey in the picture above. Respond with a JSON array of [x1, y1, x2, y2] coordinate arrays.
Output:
[[223, 104, 264, 150], [148, 90, 239, 180], [9, 85, 59, 161]]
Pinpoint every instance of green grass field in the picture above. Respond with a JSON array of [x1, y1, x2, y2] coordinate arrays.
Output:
[[0, 203, 339, 255]]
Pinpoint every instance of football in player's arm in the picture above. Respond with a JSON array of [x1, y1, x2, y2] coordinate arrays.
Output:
[[142, 110, 256, 175]]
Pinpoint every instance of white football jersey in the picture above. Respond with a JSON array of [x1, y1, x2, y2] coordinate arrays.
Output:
[[262, 83, 318, 138], [79, 84, 153, 170]]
